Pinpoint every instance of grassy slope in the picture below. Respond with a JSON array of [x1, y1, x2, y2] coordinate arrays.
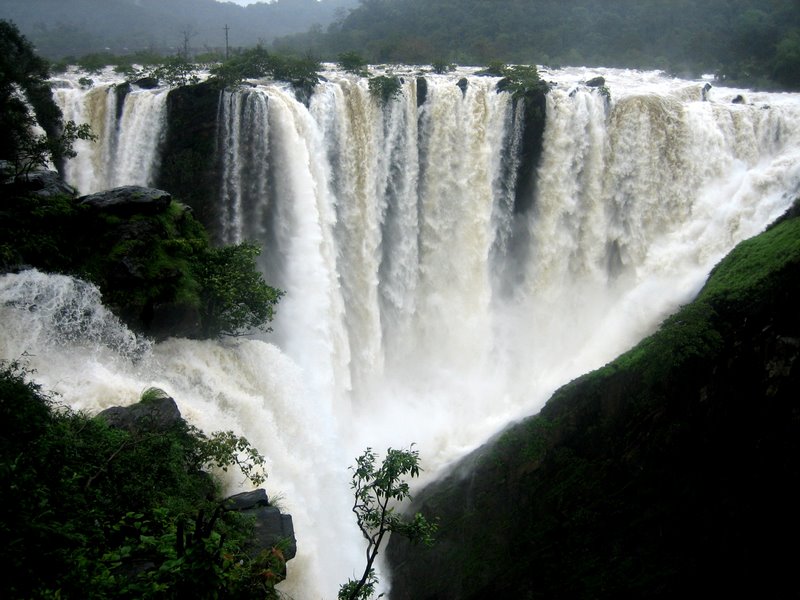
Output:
[[387, 202, 800, 599]]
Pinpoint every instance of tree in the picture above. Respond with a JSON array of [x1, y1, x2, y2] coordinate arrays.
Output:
[[150, 55, 200, 87], [773, 29, 800, 89], [338, 51, 370, 76], [197, 242, 284, 338], [1, 21, 58, 167], [13, 119, 96, 177], [339, 446, 437, 600], [0, 20, 96, 177], [367, 75, 402, 105]]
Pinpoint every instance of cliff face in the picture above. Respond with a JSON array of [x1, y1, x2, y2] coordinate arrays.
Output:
[[386, 202, 800, 599], [156, 81, 223, 241]]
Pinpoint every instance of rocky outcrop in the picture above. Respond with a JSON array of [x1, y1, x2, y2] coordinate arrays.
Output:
[[73, 186, 205, 339], [1, 176, 212, 340], [1, 163, 77, 198], [99, 395, 182, 433], [133, 76, 159, 90], [416, 76, 428, 107], [156, 81, 223, 240], [99, 396, 297, 567], [79, 186, 172, 216], [225, 490, 297, 561], [584, 75, 605, 87], [387, 202, 800, 599]]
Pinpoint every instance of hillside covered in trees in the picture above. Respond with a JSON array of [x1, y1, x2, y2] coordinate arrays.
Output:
[[275, 0, 800, 89]]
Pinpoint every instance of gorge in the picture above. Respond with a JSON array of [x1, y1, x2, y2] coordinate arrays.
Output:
[[3, 65, 800, 597]]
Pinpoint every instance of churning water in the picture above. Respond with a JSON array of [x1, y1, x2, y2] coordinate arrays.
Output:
[[3, 66, 800, 597]]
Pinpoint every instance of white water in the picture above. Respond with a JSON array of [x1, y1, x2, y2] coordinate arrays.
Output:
[[5, 67, 800, 598], [53, 76, 169, 194]]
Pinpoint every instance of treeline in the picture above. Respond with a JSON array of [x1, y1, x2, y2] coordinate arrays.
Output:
[[274, 0, 800, 89]]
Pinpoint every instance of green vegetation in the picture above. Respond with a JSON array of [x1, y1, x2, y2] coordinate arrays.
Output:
[[340, 446, 437, 600], [430, 59, 456, 74], [276, 0, 800, 90], [367, 75, 403, 104], [198, 243, 284, 338], [0, 363, 285, 599], [0, 191, 284, 340], [338, 51, 370, 76], [479, 63, 550, 99], [149, 55, 201, 88], [210, 46, 322, 100], [0, 20, 95, 176], [386, 201, 800, 599]]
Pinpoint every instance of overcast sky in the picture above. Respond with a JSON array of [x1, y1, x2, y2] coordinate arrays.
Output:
[[216, 0, 271, 5]]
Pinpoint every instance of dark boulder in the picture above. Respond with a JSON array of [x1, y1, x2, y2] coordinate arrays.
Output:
[[457, 77, 468, 95], [732, 94, 746, 104], [702, 82, 712, 101], [224, 490, 298, 560], [79, 186, 172, 216], [5, 167, 77, 198], [134, 77, 159, 90], [585, 76, 606, 88], [225, 489, 271, 510], [98, 395, 183, 433]]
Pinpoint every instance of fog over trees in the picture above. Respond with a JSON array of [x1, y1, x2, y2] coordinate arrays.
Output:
[[2, 0, 798, 90], [0, 0, 357, 59]]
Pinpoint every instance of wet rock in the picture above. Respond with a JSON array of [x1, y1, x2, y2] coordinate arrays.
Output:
[[585, 76, 606, 88], [79, 186, 172, 216]]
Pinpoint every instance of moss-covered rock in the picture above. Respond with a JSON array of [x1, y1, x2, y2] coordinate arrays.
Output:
[[1, 181, 281, 340], [387, 200, 800, 599]]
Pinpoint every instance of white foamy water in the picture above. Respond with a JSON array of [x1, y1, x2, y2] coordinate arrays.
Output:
[[9, 66, 800, 597]]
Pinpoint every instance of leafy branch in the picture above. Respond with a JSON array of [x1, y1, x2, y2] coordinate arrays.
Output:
[[340, 445, 437, 600]]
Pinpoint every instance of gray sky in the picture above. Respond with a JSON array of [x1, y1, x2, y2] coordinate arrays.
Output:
[[215, 0, 271, 5]]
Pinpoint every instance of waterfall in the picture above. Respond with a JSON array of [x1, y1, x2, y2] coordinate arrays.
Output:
[[14, 67, 800, 597], [54, 79, 168, 194]]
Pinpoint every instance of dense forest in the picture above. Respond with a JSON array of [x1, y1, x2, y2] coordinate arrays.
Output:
[[275, 0, 800, 89], [4, 0, 799, 89]]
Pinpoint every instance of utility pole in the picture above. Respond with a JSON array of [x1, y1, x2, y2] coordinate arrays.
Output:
[[224, 24, 230, 60]]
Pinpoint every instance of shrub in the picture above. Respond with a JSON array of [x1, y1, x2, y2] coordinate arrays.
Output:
[[368, 74, 403, 104], [338, 51, 370, 76], [0, 363, 279, 599]]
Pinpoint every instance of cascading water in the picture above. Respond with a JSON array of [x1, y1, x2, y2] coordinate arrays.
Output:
[[52, 75, 169, 194], [4, 66, 800, 598]]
